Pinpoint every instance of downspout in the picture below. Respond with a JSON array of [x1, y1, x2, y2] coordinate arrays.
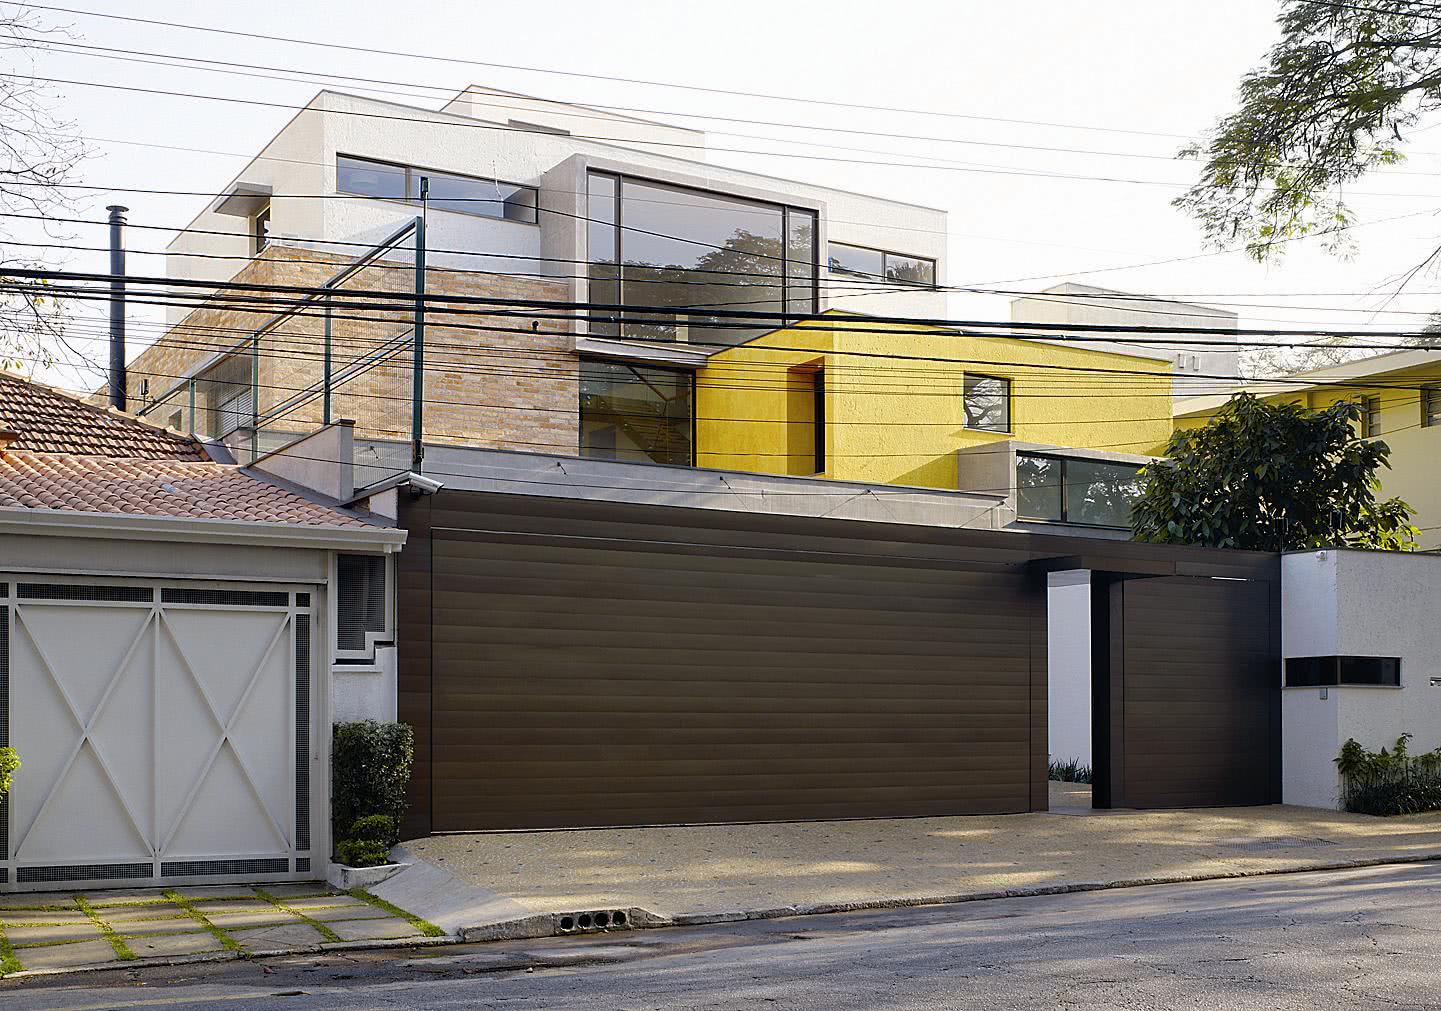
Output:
[[107, 204, 128, 410]]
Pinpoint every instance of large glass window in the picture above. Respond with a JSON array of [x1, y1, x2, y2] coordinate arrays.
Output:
[[963, 374, 1011, 432], [336, 155, 538, 223], [579, 360, 694, 466], [585, 173, 817, 346], [827, 241, 936, 287], [1016, 453, 1144, 528]]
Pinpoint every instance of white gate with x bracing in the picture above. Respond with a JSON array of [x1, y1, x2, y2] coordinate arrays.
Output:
[[0, 577, 319, 891]]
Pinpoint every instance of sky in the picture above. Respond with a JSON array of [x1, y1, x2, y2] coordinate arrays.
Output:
[[13, 0, 1441, 390]]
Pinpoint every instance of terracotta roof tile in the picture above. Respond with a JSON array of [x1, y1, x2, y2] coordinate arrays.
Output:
[[0, 371, 205, 460], [0, 451, 378, 529]]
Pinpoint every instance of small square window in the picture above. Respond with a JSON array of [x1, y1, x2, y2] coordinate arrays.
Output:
[[963, 374, 1010, 433], [252, 204, 271, 256]]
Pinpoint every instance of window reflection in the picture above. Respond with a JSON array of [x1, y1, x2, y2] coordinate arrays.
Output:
[[585, 174, 818, 346], [963, 374, 1011, 432], [579, 360, 694, 466], [1015, 453, 1143, 528]]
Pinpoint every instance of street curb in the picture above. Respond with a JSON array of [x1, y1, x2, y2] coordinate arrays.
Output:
[[464, 850, 1441, 938], [0, 933, 460, 981]]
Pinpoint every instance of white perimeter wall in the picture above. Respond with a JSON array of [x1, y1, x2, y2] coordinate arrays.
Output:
[[1282, 550, 1441, 808], [1047, 571, 1091, 767]]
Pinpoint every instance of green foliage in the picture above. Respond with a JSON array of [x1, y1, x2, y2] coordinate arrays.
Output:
[[336, 838, 391, 869], [1048, 758, 1093, 784], [0, 747, 18, 799], [348, 814, 399, 846], [331, 720, 414, 847], [1131, 394, 1417, 551], [1176, 1, 1438, 264], [1335, 735, 1441, 815]]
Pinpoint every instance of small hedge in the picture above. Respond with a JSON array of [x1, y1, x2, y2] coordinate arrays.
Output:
[[0, 747, 18, 798], [1048, 758, 1092, 784], [332, 721, 413, 865], [1336, 734, 1441, 816]]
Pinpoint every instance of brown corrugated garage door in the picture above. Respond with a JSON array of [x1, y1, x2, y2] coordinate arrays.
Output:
[[411, 496, 1047, 831]]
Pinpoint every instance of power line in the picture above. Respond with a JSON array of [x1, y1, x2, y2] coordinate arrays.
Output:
[[14, 3, 1203, 141]]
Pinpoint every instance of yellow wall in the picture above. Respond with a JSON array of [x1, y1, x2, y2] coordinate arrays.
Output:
[[695, 315, 1174, 490], [1174, 363, 1441, 550]]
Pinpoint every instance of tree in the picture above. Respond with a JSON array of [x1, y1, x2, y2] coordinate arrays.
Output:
[[1177, 1, 1441, 264], [0, 7, 88, 372], [1131, 393, 1417, 551]]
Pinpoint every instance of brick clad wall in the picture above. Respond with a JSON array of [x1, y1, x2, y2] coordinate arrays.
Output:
[[122, 245, 577, 454]]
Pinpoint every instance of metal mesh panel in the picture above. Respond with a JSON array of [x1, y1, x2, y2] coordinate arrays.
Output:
[[295, 614, 311, 852], [296, 592, 311, 608], [18, 863, 153, 883], [161, 858, 288, 877], [337, 554, 387, 652], [161, 588, 289, 608], [295, 857, 310, 874], [17, 583, 152, 602]]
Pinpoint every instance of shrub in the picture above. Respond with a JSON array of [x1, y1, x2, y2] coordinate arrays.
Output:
[[331, 721, 414, 845], [0, 747, 18, 798], [337, 838, 390, 869], [348, 814, 399, 847], [1336, 735, 1441, 816], [1048, 758, 1092, 784]]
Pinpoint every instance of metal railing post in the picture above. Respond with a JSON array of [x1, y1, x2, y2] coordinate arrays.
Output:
[[251, 335, 261, 462], [187, 378, 196, 435], [411, 194, 427, 473], [322, 293, 333, 426]]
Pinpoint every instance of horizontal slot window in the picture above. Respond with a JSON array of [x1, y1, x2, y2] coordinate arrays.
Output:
[[337, 155, 538, 223], [827, 241, 937, 287], [1285, 655, 1402, 687], [1016, 453, 1143, 529]]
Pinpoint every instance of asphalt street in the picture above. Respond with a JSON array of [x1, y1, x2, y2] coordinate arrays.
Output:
[[5, 862, 1441, 1010]]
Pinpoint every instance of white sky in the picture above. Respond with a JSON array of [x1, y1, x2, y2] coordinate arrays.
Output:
[[16, 0, 1441, 390]]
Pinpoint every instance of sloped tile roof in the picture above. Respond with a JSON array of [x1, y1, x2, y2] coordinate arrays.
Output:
[[0, 371, 205, 460], [0, 451, 377, 529]]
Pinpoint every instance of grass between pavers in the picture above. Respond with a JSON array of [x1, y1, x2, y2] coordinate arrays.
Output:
[[347, 888, 446, 938], [72, 896, 135, 962], [253, 888, 341, 943], [162, 890, 241, 954]]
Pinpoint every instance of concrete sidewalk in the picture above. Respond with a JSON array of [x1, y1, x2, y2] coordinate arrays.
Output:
[[402, 784, 1441, 938]]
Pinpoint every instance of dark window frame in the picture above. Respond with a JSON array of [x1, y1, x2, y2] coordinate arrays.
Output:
[[577, 357, 697, 468], [962, 373, 1012, 433], [1362, 394, 1383, 438], [826, 240, 938, 288], [1284, 655, 1402, 688], [335, 153, 539, 224], [1015, 451, 1143, 529], [585, 171, 820, 340], [1424, 385, 1441, 428], [251, 204, 271, 256], [812, 367, 826, 474]]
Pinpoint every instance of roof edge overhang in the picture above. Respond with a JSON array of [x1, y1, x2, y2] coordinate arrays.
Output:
[[0, 508, 406, 552]]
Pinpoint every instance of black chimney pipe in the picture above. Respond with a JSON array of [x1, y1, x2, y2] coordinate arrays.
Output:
[[107, 204, 127, 410]]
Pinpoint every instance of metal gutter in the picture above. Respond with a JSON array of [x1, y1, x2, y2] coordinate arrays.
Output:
[[0, 507, 407, 551]]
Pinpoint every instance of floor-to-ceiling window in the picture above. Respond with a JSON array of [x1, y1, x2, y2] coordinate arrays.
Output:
[[579, 360, 695, 466], [586, 172, 818, 346]]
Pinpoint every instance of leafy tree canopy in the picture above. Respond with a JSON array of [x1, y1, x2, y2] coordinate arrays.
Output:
[[1131, 393, 1417, 551], [1176, 0, 1441, 264]]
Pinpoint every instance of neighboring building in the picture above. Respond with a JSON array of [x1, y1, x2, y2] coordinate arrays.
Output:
[[1174, 348, 1441, 550], [1010, 282, 1240, 396], [118, 86, 1176, 537], [0, 372, 403, 892]]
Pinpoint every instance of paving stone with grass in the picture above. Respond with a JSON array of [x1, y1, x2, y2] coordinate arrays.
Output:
[[0, 883, 444, 978]]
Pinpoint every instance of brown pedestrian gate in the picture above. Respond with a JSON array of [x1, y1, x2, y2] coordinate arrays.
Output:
[[1093, 575, 1280, 809], [397, 490, 1280, 834]]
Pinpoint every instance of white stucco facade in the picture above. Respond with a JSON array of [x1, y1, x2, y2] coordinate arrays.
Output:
[[1281, 549, 1441, 809], [1047, 571, 1092, 767], [166, 87, 949, 324]]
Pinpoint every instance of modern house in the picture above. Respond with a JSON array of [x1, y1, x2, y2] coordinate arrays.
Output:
[[1174, 348, 1441, 550], [115, 85, 1177, 538], [1009, 282, 1242, 396], [0, 371, 403, 891]]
